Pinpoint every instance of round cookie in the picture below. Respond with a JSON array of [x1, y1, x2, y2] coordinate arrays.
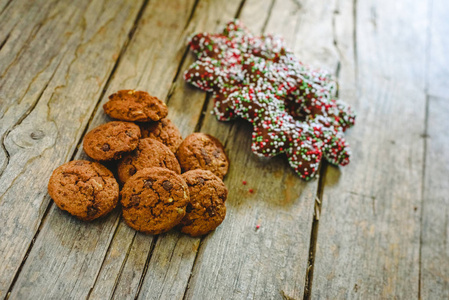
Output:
[[103, 90, 168, 122], [176, 133, 229, 179], [179, 170, 227, 237], [83, 121, 141, 161], [139, 118, 183, 153], [117, 138, 181, 184], [48, 160, 119, 221], [121, 167, 190, 234]]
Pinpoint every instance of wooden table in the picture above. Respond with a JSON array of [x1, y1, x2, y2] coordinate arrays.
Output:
[[1, 0, 447, 299]]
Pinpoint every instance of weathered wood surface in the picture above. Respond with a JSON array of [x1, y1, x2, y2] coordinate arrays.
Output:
[[312, 0, 428, 298], [0, 0, 448, 299], [420, 0, 449, 297], [420, 96, 449, 300], [0, 0, 145, 297], [427, 0, 449, 99]]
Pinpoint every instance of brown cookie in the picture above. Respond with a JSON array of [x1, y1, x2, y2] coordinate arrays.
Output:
[[117, 138, 181, 184], [83, 121, 141, 161], [121, 167, 190, 234], [48, 160, 119, 221], [179, 170, 227, 237], [103, 90, 168, 122], [139, 118, 183, 153], [176, 133, 229, 179]]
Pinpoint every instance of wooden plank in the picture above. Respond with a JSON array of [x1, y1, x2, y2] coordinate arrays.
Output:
[[427, 0, 449, 98], [420, 1, 449, 297], [0, 0, 146, 298], [6, 0, 200, 298], [0, 0, 72, 176], [420, 96, 449, 299], [312, 0, 428, 298], [183, 0, 343, 298]]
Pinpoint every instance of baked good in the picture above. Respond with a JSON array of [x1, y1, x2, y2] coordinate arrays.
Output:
[[139, 118, 183, 153], [176, 133, 229, 179], [121, 167, 190, 234], [179, 170, 227, 236], [103, 90, 168, 122], [184, 20, 356, 180], [83, 121, 141, 161], [48, 160, 119, 221], [117, 138, 181, 184]]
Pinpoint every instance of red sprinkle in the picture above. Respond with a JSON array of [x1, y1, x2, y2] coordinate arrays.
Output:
[[249, 188, 254, 193], [242, 180, 247, 185]]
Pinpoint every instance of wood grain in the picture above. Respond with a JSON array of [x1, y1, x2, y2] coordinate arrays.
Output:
[[420, 96, 449, 299], [0, 0, 145, 297], [312, 0, 428, 298], [0, 0, 447, 298]]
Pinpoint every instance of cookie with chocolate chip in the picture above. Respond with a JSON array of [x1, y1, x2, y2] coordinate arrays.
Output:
[[139, 118, 183, 153], [179, 169, 227, 237], [48, 160, 119, 221], [117, 138, 181, 184], [121, 167, 190, 234], [103, 90, 168, 122], [83, 121, 141, 161], [176, 133, 229, 179]]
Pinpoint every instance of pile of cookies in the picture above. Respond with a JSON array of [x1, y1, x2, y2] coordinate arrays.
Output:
[[48, 90, 229, 237]]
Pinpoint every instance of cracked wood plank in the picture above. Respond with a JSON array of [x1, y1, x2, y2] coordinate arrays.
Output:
[[0, 0, 145, 298], [183, 0, 343, 298], [312, 0, 428, 298], [0, 0, 72, 176]]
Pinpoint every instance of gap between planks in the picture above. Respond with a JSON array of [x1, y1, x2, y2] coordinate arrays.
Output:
[[418, 0, 434, 295], [302, 0, 357, 296], [3, 0, 151, 298]]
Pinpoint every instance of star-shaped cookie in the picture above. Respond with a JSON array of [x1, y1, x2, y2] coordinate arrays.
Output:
[[184, 20, 355, 180]]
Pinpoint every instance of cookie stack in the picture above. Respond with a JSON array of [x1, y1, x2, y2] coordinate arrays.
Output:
[[48, 90, 229, 237]]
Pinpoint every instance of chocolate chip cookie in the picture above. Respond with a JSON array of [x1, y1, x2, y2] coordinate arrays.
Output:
[[48, 160, 119, 221], [121, 167, 190, 234], [83, 121, 141, 161], [179, 169, 227, 236], [117, 138, 181, 184], [139, 118, 183, 153], [103, 90, 168, 122], [176, 133, 229, 179]]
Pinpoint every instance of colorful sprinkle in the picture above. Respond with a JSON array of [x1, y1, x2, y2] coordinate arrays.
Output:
[[184, 20, 356, 180]]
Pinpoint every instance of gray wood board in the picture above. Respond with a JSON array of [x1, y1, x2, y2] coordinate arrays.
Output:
[[427, 0, 449, 98], [420, 96, 449, 299], [420, 0, 449, 291], [0, 0, 145, 297], [312, 0, 428, 298]]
